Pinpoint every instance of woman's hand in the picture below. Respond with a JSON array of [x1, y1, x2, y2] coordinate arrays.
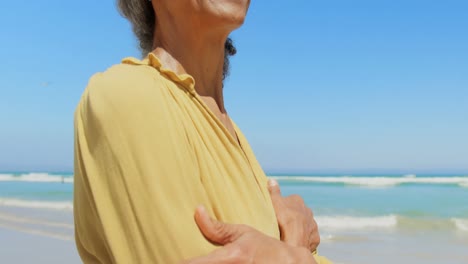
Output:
[[183, 206, 317, 264], [268, 179, 320, 253]]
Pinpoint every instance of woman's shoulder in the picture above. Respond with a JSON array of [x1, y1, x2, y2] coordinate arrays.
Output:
[[85, 61, 162, 100], [75, 60, 172, 125]]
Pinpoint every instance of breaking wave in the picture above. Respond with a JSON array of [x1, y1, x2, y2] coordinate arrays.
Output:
[[0, 173, 73, 183], [272, 175, 468, 187], [0, 198, 73, 211], [316, 215, 398, 230], [316, 215, 468, 232]]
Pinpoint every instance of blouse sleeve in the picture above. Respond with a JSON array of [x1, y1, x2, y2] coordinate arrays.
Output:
[[313, 252, 333, 264], [73, 71, 217, 264]]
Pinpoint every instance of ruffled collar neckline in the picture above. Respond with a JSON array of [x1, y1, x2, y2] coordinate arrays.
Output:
[[122, 53, 197, 95]]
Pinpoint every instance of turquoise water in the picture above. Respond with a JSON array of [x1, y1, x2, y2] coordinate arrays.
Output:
[[279, 181, 468, 218], [0, 181, 72, 201], [0, 173, 74, 211], [1, 172, 467, 232]]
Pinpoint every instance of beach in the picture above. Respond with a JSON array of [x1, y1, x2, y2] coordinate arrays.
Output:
[[0, 228, 78, 263], [1, 172, 468, 263], [0, 207, 80, 263]]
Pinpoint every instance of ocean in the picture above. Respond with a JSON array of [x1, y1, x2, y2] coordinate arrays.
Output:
[[1, 172, 468, 263], [272, 174, 468, 232]]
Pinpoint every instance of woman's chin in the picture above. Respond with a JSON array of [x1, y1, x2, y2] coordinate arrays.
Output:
[[205, 0, 250, 26]]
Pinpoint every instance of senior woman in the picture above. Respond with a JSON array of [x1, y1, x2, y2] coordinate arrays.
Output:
[[74, 0, 332, 263]]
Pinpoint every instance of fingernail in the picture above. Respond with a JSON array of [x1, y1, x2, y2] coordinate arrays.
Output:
[[268, 179, 278, 187], [197, 205, 206, 213]]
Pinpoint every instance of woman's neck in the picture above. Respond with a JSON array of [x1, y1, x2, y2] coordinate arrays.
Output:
[[152, 21, 228, 113]]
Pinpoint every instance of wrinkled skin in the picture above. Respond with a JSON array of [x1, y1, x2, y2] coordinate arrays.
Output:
[[268, 179, 320, 252], [182, 206, 317, 264]]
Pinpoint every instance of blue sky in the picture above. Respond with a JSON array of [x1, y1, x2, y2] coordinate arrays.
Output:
[[0, 0, 467, 173]]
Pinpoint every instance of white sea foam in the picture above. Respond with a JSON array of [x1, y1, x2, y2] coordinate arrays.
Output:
[[317, 215, 468, 232], [316, 215, 398, 230], [0, 198, 73, 211], [0, 173, 73, 183], [452, 218, 468, 231], [272, 176, 468, 187]]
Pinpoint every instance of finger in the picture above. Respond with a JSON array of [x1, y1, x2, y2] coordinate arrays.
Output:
[[284, 195, 308, 212], [194, 206, 245, 245], [285, 194, 305, 206], [267, 179, 282, 197], [268, 179, 285, 212], [307, 207, 314, 218]]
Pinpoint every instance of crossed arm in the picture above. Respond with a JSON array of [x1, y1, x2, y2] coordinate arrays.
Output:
[[183, 180, 326, 264]]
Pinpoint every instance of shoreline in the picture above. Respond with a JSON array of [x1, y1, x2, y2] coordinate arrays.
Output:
[[1, 206, 468, 264]]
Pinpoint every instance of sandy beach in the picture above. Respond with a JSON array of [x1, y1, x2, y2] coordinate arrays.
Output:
[[0, 228, 80, 264], [319, 228, 468, 264], [0, 207, 80, 263]]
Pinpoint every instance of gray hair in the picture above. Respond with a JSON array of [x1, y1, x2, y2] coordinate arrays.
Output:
[[117, 0, 236, 80]]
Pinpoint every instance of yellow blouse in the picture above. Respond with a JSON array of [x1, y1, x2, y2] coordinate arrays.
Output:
[[74, 53, 331, 263]]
